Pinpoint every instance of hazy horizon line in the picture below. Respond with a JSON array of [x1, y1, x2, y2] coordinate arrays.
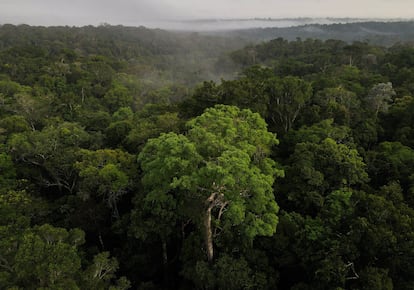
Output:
[[1, 17, 413, 31]]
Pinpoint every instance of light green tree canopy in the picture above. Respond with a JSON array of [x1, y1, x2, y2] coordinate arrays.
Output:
[[134, 105, 283, 262]]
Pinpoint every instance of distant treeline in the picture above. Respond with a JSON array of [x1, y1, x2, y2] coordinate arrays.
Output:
[[1, 24, 414, 289], [0, 24, 246, 86], [218, 21, 414, 46]]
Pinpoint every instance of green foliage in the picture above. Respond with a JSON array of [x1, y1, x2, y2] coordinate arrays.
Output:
[[82, 252, 129, 290], [367, 141, 414, 191], [125, 104, 182, 153], [134, 105, 282, 286], [266, 76, 313, 132], [112, 107, 134, 122], [312, 87, 360, 126], [381, 95, 414, 147], [103, 82, 133, 113], [0, 152, 16, 192], [0, 115, 30, 135], [191, 255, 263, 290], [282, 137, 368, 215], [0, 222, 83, 289], [281, 119, 353, 155], [182, 69, 312, 134], [76, 149, 135, 218], [321, 189, 353, 226], [365, 82, 396, 118], [7, 122, 90, 194], [1, 23, 414, 289], [14, 225, 83, 288], [357, 267, 393, 290]]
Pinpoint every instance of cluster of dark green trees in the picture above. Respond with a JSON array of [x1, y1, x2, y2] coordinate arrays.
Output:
[[1, 24, 414, 289]]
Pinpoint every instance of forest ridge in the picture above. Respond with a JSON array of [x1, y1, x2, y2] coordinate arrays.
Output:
[[1, 23, 414, 289]]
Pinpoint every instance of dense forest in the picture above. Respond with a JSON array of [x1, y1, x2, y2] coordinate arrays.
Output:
[[1, 23, 414, 289]]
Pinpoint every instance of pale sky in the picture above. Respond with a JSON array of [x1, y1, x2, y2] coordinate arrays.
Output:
[[0, 0, 413, 27]]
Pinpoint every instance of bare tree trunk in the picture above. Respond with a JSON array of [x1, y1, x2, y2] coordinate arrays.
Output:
[[205, 206, 214, 262], [203, 185, 227, 262], [98, 232, 105, 250]]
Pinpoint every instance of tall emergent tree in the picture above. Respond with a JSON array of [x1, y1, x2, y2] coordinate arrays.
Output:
[[134, 105, 283, 263]]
